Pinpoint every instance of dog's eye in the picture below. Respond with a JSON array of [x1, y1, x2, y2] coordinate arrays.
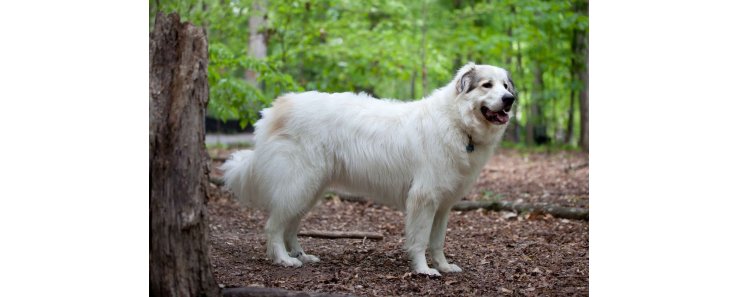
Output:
[[504, 82, 508, 89], [481, 82, 492, 88]]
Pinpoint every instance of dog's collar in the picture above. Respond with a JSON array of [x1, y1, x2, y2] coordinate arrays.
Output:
[[466, 135, 474, 153]]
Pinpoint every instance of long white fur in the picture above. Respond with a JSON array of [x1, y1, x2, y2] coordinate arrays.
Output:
[[222, 63, 514, 275]]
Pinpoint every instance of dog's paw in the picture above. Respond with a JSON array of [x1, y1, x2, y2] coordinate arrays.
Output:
[[438, 263, 462, 273], [297, 253, 320, 264], [415, 267, 441, 277], [274, 257, 303, 267]]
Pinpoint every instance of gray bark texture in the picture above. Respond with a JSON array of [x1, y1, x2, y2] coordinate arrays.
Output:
[[149, 12, 220, 297]]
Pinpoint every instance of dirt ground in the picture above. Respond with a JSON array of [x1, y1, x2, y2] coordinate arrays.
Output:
[[206, 148, 588, 296]]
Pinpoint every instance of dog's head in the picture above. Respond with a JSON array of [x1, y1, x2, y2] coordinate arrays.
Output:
[[453, 63, 517, 128]]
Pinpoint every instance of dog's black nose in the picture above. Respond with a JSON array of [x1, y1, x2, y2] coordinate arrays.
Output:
[[502, 94, 515, 105]]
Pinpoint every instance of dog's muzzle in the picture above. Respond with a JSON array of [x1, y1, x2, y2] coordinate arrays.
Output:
[[480, 106, 509, 125]]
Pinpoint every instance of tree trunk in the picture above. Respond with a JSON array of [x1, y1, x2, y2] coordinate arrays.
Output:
[[575, 0, 589, 151], [245, 0, 267, 87], [420, 0, 428, 96], [565, 31, 577, 145], [514, 37, 525, 144], [565, 87, 576, 145], [410, 71, 416, 99], [503, 11, 520, 143], [578, 45, 588, 151], [526, 63, 544, 145], [149, 13, 220, 297]]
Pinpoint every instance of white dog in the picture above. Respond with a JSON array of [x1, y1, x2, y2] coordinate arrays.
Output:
[[221, 63, 516, 276]]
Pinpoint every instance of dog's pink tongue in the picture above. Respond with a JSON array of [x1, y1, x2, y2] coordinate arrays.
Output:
[[486, 109, 497, 118], [495, 111, 509, 123]]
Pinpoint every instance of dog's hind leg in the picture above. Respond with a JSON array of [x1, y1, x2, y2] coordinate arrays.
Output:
[[429, 205, 462, 273], [262, 153, 325, 267], [284, 194, 323, 264], [265, 212, 303, 267], [404, 188, 441, 276]]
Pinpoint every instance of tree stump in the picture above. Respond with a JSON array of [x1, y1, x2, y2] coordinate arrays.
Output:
[[149, 12, 219, 297]]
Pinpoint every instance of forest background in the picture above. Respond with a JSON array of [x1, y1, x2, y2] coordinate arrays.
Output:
[[149, 0, 589, 149]]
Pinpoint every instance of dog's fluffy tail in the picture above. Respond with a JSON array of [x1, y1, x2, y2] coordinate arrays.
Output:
[[220, 149, 256, 207]]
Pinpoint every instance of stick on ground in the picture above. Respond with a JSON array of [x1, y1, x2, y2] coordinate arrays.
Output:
[[298, 230, 383, 240]]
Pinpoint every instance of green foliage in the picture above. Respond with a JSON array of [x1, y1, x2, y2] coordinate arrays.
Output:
[[150, 0, 587, 141]]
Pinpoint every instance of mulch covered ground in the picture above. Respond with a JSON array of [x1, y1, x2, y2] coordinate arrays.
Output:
[[206, 148, 588, 296]]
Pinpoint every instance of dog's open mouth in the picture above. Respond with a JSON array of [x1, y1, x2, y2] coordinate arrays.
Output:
[[481, 106, 509, 124]]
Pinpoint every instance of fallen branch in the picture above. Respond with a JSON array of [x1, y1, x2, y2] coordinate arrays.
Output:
[[453, 200, 588, 221], [211, 156, 229, 162], [564, 162, 589, 173], [209, 176, 225, 186], [298, 230, 383, 240], [336, 195, 367, 203], [223, 287, 351, 297]]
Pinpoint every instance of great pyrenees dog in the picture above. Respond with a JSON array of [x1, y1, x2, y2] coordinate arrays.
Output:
[[222, 63, 517, 276]]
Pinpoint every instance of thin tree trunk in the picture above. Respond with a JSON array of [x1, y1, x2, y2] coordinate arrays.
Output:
[[565, 30, 577, 144], [420, 1, 428, 95], [566, 86, 576, 144], [578, 46, 588, 151], [410, 71, 416, 99], [527, 63, 543, 145], [575, 0, 589, 151], [504, 11, 519, 143], [149, 13, 220, 297], [245, 0, 267, 87], [514, 38, 524, 144]]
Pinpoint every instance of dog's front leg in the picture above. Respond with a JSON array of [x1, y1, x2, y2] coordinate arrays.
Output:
[[429, 205, 462, 273], [404, 193, 441, 276]]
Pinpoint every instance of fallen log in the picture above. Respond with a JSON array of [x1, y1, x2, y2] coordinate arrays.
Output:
[[298, 230, 383, 240], [452, 200, 588, 221], [223, 287, 353, 297]]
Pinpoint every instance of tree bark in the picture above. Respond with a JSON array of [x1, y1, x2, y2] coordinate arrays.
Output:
[[575, 0, 589, 151], [526, 63, 544, 145], [245, 0, 267, 87], [150, 12, 220, 297]]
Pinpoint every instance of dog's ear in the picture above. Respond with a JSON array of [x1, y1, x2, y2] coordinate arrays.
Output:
[[456, 65, 477, 94]]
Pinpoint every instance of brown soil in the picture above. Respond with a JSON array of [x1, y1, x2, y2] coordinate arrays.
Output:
[[206, 148, 588, 296]]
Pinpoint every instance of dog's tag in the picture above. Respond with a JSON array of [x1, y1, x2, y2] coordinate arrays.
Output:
[[466, 135, 474, 153]]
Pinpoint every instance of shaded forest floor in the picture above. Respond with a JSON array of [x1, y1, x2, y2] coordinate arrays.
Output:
[[206, 148, 589, 296]]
